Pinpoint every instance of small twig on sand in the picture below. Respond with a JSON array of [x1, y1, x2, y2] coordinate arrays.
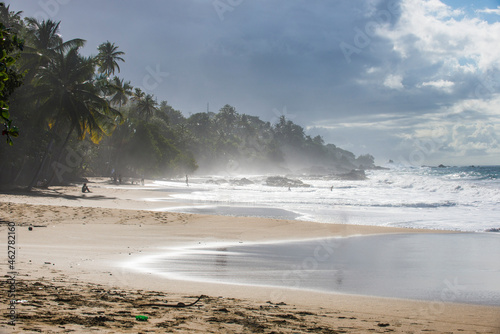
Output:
[[140, 295, 205, 308]]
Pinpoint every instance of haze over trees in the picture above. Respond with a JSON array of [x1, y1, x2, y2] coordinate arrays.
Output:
[[0, 3, 374, 186]]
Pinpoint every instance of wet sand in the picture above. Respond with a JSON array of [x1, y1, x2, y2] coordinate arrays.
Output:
[[143, 233, 500, 305], [163, 205, 302, 220], [1, 179, 499, 333]]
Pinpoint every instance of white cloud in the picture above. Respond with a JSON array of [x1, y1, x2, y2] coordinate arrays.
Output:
[[383, 74, 404, 90], [420, 79, 454, 92], [418, 0, 463, 19], [395, 94, 500, 158], [450, 122, 500, 155], [380, 0, 500, 73], [477, 7, 500, 16], [308, 113, 414, 132], [366, 67, 380, 74]]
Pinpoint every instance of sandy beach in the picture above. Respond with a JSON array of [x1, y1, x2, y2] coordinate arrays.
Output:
[[1, 179, 499, 333]]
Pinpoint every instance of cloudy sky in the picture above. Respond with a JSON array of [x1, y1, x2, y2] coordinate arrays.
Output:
[[7, 0, 500, 165]]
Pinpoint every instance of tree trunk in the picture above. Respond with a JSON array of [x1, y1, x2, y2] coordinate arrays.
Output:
[[27, 137, 55, 191], [12, 156, 27, 184], [46, 127, 75, 186]]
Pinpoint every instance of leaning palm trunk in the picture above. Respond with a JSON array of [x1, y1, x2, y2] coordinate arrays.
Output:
[[46, 127, 75, 186], [12, 156, 27, 184], [27, 137, 55, 190]]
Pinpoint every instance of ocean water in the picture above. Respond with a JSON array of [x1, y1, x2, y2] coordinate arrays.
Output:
[[151, 165, 500, 232], [133, 166, 500, 304]]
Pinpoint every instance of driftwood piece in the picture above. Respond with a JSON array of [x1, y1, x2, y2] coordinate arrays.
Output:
[[139, 295, 205, 308]]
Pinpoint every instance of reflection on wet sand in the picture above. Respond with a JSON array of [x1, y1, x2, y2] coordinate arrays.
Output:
[[144, 233, 500, 306]]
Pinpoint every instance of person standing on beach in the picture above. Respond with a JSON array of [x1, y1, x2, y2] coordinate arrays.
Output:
[[186, 174, 189, 186]]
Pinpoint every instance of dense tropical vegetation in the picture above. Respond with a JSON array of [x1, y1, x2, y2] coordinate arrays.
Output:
[[0, 3, 375, 186], [0, 4, 23, 146]]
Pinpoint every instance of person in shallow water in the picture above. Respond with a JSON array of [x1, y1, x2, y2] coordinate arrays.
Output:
[[82, 183, 90, 193]]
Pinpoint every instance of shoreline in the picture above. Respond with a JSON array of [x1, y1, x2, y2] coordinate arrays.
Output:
[[1, 183, 499, 333], [141, 233, 499, 306]]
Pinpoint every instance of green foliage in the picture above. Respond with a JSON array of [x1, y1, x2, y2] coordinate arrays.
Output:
[[118, 119, 190, 177], [21, 18, 85, 81], [135, 94, 158, 121], [0, 15, 24, 145], [0, 4, 23, 34], [96, 41, 125, 76], [356, 154, 375, 167], [108, 76, 133, 108], [34, 46, 120, 143], [159, 101, 184, 125], [0, 106, 19, 145]]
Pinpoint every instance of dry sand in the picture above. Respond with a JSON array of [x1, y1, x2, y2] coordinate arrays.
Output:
[[1, 179, 499, 333]]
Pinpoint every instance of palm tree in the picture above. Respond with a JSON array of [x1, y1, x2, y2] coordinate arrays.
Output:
[[136, 94, 158, 121], [131, 87, 145, 102], [24, 18, 85, 59], [21, 18, 85, 80], [109, 76, 133, 109], [94, 73, 112, 97], [96, 41, 125, 77], [216, 104, 238, 135], [0, 3, 23, 33], [28, 46, 121, 189]]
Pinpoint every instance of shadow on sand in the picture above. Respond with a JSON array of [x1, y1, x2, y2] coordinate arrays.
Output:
[[0, 187, 117, 201]]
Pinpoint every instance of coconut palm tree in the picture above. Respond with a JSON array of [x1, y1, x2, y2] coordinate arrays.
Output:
[[21, 18, 85, 80], [96, 41, 125, 77], [24, 18, 85, 59], [136, 94, 158, 121], [28, 46, 121, 189], [131, 87, 145, 102], [216, 104, 238, 135], [0, 3, 23, 33], [109, 76, 133, 109], [94, 73, 112, 97]]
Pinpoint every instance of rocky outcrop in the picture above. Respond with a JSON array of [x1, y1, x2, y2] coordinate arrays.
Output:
[[205, 179, 228, 185], [266, 176, 311, 188], [230, 178, 254, 186], [332, 169, 367, 180]]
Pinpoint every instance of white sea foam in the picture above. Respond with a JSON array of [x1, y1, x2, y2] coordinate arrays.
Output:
[[153, 166, 500, 232]]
